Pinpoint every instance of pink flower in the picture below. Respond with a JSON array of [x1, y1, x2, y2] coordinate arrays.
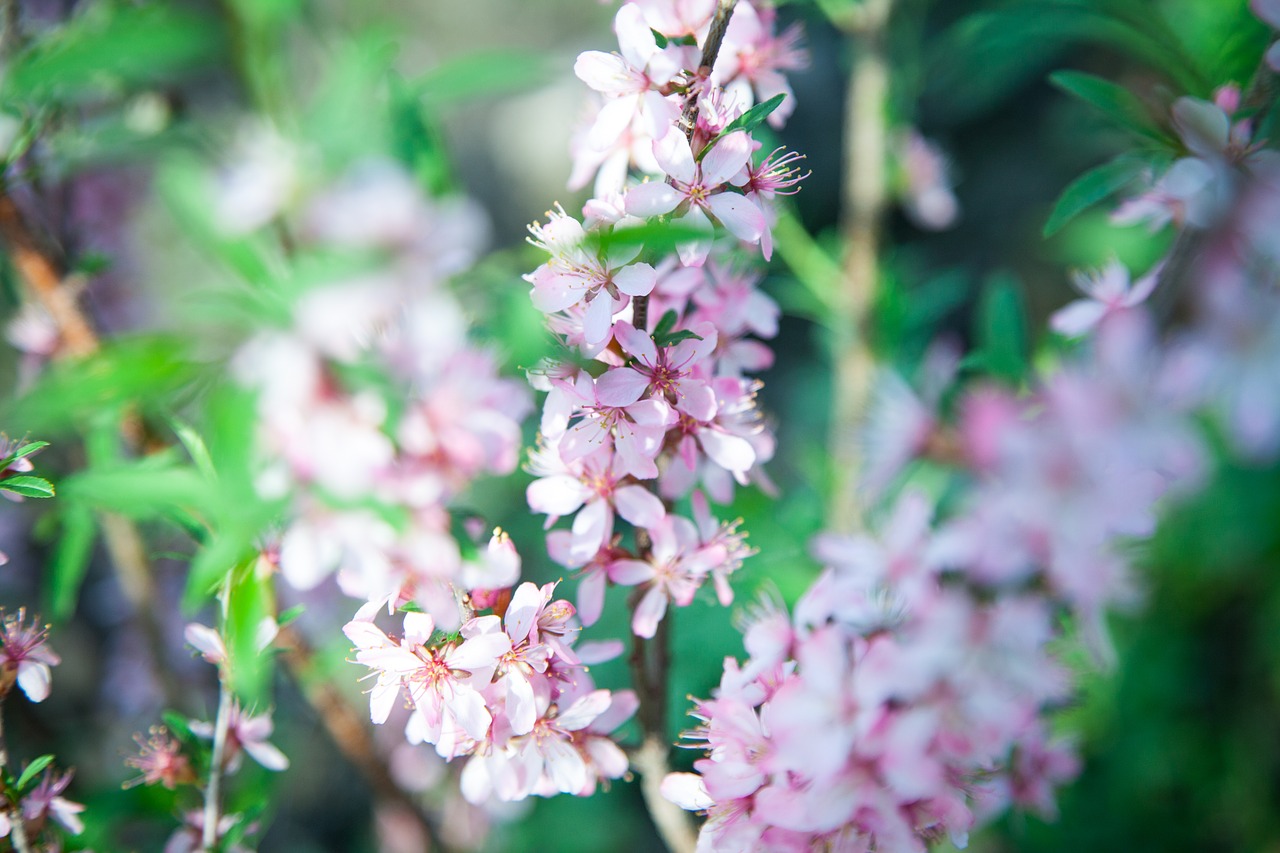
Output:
[[527, 443, 666, 563], [190, 701, 289, 773], [526, 206, 658, 346], [0, 609, 60, 703], [125, 727, 197, 790], [1050, 260, 1158, 338], [21, 769, 85, 836], [599, 320, 719, 420], [625, 128, 766, 266], [554, 371, 675, 480]]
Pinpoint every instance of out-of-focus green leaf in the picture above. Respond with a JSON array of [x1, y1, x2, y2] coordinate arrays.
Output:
[[415, 50, 553, 106], [3, 2, 223, 105], [15, 755, 56, 791], [1050, 71, 1177, 145], [0, 475, 54, 498], [60, 458, 210, 519], [225, 0, 303, 29], [169, 417, 217, 482], [226, 561, 274, 704], [966, 274, 1029, 384], [9, 335, 198, 432], [927, 3, 1205, 123], [184, 533, 255, 612], [587, 219, 714, 256], [772, 212, 840, 324], [1043, 153, 1154, 237], [48, 506, 95, 619], [303, 36, 396, 171]]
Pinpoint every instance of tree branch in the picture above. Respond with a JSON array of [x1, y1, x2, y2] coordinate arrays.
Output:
[[828, 0, 894, 534]]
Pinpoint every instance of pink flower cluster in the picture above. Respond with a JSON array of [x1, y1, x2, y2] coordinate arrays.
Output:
[[662, 322, 1202, 849], [224, 160, 531, 630], [667, 52, 1280, 842], [525, 0, 806, 640], [344, 581, 637, 804], [570, 0, 806, 198]]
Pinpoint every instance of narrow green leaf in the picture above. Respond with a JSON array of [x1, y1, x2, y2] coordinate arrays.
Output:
[[1043, 153, 1152, 237], [169, 417, 217, 481], [277, 604, 306, 628], [226, 562, 274, 704], [0, 440, 50, 469], [699, 93, 786, 161], [654, 328, 704, 348], [15, 755, 55, 791], [60, 463, 209, 519], [416, 50, 552, 105], [161, 711, 197, 743], [1049, 71, 1176, 144], [0, 475, 54, 498], [48, 507, 95, 619], [653, 310, 679, 340], [183, 534, 253, 612], [974, 275, 1030, 384]]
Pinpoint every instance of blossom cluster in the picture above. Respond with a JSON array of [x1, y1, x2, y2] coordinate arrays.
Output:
[[223, 156, 531, 630], [661, 38, 1280, 848], [0, 611, 85, 845], [525, 0, 807, 640], [344, 581, 636, 804]]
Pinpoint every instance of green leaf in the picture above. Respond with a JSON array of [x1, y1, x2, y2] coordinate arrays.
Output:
[[587, 220, 712, 256], [971, 275, 1030, 384], [184, 533, 254, 612], [699, 93, 786, 161], [3, 3, 223, 105], [169, 417, 217, 481], [226, 561, 274, 704], [654, 328, 704, 348], [60, 461, 209, 519], [277, 604, 306, 628], [1049, 71, 1176, 145], [0, 475, 54, 498], [1043, 153, 1153, 237], [0, 439, 49, 470], [161, 711, 198, 744], [653, 310, 679, 341], [48, 507, 95, 619], [15, 755, 56, 791], [416, 50, 552, 106]]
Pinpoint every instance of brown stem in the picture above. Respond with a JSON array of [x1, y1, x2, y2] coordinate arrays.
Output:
[[828, 0, 894, 534], [277, 626, 445, 852], [633, 0, 740, 335]]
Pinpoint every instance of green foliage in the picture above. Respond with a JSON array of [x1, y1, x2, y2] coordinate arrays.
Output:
[[698, 93, 787, 160], [0, 474, 54, 498], [964, 274, 1030, 384], [1043, 152, 1158, 237], [47, 506, 95, 619], [1049, 71, 1177, 146], [2, 1, 223, 106], [14, 755, 56, 792]]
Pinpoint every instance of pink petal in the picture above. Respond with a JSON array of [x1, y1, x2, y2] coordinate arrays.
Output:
[[544, 737, 589, 793], [448, 685, 494, 741], [577, 571, 606, 626], [596, 367, 650, 406], [558, 688, 614, 731], [574, 51, 642, 96], [698, 428, 756, 474], [706, 192, 765, 243], [244, 739, 290, 772], [614, 483, 666, 527], [614, 320, 659, 365], [504, 582, 543, 644], [632, 585, 668, 638], [614, 262, 658, 297], [576, 639, 624, 665], [661, 772, 715, 810], [1049, 299, 1107, 337], [610, 558, 656, 586], [582, 293, 616, 345], [626, 181, 683, 218], [653, 127, 696, 184], [701, 131, 753, 187], [528, 474, 590, 516], [505, 671, 538, 735]]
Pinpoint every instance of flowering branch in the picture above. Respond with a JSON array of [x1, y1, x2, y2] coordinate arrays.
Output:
[[277, 627, 445, 851], [0, 707, 33, 853], [828, 0, 895, 533]]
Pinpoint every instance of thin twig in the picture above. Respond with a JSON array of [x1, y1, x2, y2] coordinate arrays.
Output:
[[277, 626, 445, 852], [828, 0, 894, 534], [201, 593, 234, 852]]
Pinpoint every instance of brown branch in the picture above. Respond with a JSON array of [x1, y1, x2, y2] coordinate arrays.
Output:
[[828, 0, 894, 534], [628, 590, 697, 853], [633, 0, 739, 335], [0, 192, 97, 358], [277, 626, 446, 853]]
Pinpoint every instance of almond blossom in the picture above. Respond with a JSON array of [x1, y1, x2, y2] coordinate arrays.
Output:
[[0, 608, 60, 703]]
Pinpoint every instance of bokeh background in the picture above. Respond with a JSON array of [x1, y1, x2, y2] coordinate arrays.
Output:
[[0, 0, 1276, 850]]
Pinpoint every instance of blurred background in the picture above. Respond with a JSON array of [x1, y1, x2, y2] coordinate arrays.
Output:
[[0, 0, 1276, 850]]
